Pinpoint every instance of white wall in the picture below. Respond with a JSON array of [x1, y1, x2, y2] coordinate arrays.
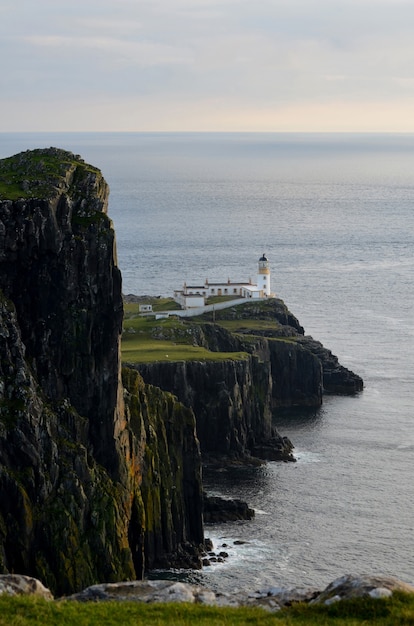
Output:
[[165, 297, 264, 318]]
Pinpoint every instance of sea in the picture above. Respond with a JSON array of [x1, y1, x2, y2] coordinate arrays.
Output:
[[1, 132, 413, 593]]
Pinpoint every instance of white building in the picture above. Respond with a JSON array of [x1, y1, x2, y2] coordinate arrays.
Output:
[[139, 304, 153, 313], [174, 254, 273, 309]]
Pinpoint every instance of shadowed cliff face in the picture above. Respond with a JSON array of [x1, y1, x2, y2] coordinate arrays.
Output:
[[136, 356, 275, 458], [0, 150, 123, 474], [134, 343, 318, 461], [131, 298, 362, 462], [0, 148, 204, 595]]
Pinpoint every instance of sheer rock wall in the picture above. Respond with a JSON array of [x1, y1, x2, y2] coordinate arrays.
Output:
[[0, 149, 204, 595]]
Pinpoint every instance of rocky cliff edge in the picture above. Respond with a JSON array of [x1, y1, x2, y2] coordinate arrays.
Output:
[[0, 149, 205, 595]]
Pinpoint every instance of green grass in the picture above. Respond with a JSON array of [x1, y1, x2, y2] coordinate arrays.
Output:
[[122, 340, 247, 364], [215, 319, 283, 332], [1, 592, 414, 625], [0, 148, 100, 200], [121, 315, 247, 364], [123, 298, 182, 314]]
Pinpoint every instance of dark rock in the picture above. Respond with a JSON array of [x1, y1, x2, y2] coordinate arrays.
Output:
[[0, 148, 204, 595], [204, 538, 213, 551], [252, 435, 296, 462], [134, 355, 296, 462], [203, 495, 255, 523], [297, 336, 363, 394]]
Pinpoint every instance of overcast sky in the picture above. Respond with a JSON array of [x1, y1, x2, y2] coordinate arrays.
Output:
[[2, 0, 414, 131]]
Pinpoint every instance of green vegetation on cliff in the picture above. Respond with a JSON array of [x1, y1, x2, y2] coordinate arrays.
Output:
[[0, 148, 101, 200], [122, 306, 248, 363], [121, 296, 307, 365]]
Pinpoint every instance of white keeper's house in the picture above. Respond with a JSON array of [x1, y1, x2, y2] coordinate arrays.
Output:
[[174, 254, 273, 310]]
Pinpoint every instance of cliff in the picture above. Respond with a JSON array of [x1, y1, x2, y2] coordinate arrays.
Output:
[[136, 356, 290, 461], [127, 299, 362, 462], [200, 299, 363, 396], [0, 149, 204, 595]]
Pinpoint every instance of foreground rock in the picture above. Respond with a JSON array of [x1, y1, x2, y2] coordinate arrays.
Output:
[[65, 574, 414, 609], [3, 573, 413, 611], [0, 574, 53, 600], [311, 574, 414, 604]]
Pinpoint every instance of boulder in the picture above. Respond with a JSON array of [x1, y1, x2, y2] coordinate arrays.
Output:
[[203, 495, 255, 523], [312, 574, 414, 605], [0, 574, 53, 599]]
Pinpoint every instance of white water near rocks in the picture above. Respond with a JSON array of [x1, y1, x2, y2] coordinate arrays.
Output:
[[1, 132, 413, 592]]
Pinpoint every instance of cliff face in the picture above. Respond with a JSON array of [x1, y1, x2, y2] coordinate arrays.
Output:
[[134, 340, 317, 461], [0, 149, 204, 595], [136, 355, 282, 460], [202, 299, 363, 396], [132, 299, 362, 461], [0, 149, 123, 474]]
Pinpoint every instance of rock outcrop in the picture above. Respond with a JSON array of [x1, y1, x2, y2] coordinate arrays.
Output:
[[60, 574, 414, 608], [203, 495, 255, 523], [135, 356, 294, 462], [2, 572, 413, 612], [201, 299, 363, 396], [131, 299, 362, 462], [0, 148, 205, 595]]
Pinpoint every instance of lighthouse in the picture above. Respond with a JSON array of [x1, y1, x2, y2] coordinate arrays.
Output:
[[257, 253, 271, 296]]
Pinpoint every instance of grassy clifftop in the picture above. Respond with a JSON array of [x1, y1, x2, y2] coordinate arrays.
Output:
[[0, 148, 101, 200], [121, 298, 296, 364], [122, 309, 248, 363]]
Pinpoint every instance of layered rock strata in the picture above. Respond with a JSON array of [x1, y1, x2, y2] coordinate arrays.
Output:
[[133, 300, 362, 462], [0, 149, 205, 595]]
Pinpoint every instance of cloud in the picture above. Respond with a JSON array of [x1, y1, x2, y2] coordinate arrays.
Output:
[[24, 34, 192, 68], [1, 0, 414, 130]]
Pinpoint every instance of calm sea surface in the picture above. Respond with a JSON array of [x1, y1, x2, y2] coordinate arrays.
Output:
[[1, 132, 413, 592]]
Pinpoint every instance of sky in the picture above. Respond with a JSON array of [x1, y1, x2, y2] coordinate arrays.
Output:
[[1, 0, 414, 132]]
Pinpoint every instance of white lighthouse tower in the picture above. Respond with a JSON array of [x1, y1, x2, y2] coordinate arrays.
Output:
[[257, 253, 271, 296]]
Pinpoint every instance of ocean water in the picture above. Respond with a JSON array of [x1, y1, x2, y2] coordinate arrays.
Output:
[[1, 132, 413, 592]]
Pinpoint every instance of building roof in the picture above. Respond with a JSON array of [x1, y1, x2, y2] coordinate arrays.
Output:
[[206, 281, 252, 286]]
